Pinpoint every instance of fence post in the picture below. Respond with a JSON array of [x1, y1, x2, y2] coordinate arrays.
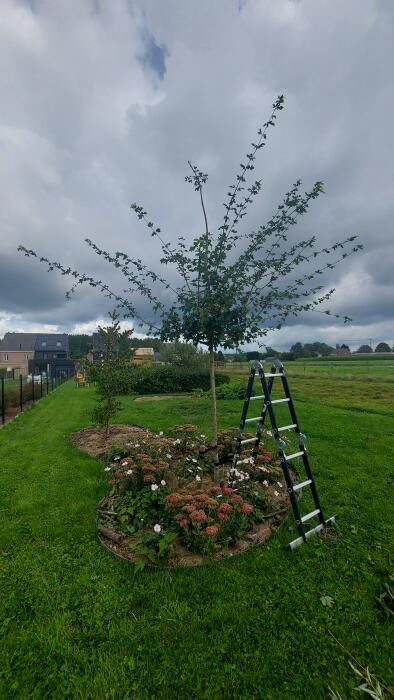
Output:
[[20, 374, 23, 412], [1, 377, 4, 425], [40, 373, 43, 398], [32, 374, 35, 402], [46, 373, 49, 395]]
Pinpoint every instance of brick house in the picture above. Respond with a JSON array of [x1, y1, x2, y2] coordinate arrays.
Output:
[[0, 333, 74, 376], [0, 333, 37, 375]]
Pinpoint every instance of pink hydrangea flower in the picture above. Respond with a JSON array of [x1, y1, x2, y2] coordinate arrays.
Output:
[[190, 510, 208, 523], [219, 503, 233, 513], [204, 525, 219, 536], [241, 503, 254, 515]]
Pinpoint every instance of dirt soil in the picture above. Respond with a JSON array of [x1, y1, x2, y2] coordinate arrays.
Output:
[[70, 424, 151, 459]]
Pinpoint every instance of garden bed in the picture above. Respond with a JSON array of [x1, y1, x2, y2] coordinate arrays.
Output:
[[71, 423, 293, 567]]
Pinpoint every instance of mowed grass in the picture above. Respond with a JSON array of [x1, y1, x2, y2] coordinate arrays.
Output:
[[0, 368, 393, 699]]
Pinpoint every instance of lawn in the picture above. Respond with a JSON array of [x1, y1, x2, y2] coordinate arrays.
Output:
[[0, 370, 393, 699]]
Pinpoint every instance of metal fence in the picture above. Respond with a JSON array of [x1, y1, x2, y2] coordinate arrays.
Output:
[[0, 370, 73, 425]]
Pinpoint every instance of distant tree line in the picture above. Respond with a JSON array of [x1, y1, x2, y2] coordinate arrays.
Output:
[[69, 333, 393, 363]]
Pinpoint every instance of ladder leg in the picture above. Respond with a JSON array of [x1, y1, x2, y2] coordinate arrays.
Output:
[[232, 366, 256, 471]]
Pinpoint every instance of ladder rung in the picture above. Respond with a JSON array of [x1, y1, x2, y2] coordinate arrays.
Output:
[[277, 424, 297, 432], [244, 416, 261, 423], [241, 437, 258, 445], [301, 509, 320, 523], [264, 373, 284, 378], [250, 395, 265, 401], [271, 398, 290, 404], [293, 479, 312, 492], [286, 516, 336, 551], [284, 450, 304, 461]]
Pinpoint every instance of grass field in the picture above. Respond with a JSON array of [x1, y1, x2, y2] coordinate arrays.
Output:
[[0, 367, 393, 699]]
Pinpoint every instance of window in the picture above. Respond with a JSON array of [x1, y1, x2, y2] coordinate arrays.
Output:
[[25, 354, 29, 360], [56, 341, 62, 347], [41, 342, 47, 347], [3, 354, 8, 361]]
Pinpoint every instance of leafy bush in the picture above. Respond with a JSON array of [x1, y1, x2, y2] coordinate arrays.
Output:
[[3, 384, 34, 409], [214, 381, 255, 400], [115, 366, 230, 395]]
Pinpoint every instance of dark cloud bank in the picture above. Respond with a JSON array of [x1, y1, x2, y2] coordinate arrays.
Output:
[[0, 0, 393, 349]]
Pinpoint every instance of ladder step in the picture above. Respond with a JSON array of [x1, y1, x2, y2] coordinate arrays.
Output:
[[241, 437, 258, 445], [250, 395, 265, 401], [244, 416, 261, 423], [293, 479, 312, 492], [286, 516, 336, 551], [301, 509, 320, 523], [264, 373, 284, 378], [271, 398, 290, 404], [284, 450, 304, 461], [277, 424, 297, 432]]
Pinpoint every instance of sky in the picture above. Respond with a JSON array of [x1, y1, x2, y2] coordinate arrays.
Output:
[[1, 0, 393, 351]]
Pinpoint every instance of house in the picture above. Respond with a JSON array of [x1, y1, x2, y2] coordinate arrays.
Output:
[[0, 333, 36, 376], [0, 332, 75, 377], [29, 334, 74, 376], [131, 347, 155, 367], [331, 344, 351, 357]]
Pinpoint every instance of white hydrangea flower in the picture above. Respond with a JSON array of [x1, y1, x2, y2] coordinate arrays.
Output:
[[274, 490, 280, 497], [159, 431, 164, 436], [153, 524, 161, 533], [114, 456, 120, 461], [104, 467, 111, 472], [126, 469, 133, 475], [160, 480, 166, 486], [151, 484, 159, 491], [263, 480, 268, 487], [192, 458, 197, 464], [200, 434, 206, 438], [166, 453, 172, 459], [195, 475, 201, 482]]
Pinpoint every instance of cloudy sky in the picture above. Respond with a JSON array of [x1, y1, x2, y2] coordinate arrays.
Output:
[[1, 0, 393, 350]]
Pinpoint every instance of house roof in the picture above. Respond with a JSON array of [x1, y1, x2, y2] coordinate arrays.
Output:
[[134, 347, 154, 356], [0, 333, 37, 351], [0, 332, 69, 352], [35, 334, 69, 352]]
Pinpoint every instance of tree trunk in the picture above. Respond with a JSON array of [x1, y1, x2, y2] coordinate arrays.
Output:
[[209, 349, 219, 464]]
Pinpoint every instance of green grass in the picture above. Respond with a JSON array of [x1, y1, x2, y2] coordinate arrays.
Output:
[[0, 372, 393, 699]]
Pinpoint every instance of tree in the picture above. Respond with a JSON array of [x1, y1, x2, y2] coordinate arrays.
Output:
[[355, 344, 372, 353], [290, 342, 305, 359], [89, 312, 132, 437], [374, 342, 391, 353], [160, 341, 208, 369], [246, 351, 261, 361], [69, 334, 93, 359], [19, 95, 362, 461]]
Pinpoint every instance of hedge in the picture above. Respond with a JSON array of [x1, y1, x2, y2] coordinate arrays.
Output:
[[113, 366, 230, 395]]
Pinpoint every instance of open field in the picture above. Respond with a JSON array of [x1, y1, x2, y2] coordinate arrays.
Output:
[[0, 366, 393, 698]]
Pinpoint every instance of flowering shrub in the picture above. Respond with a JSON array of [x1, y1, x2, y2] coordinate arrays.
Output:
[[98, 424, 290, 564], [165, 487, 256, 554]]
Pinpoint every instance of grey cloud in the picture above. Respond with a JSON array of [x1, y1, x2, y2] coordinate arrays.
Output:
[[1, 0, 393, 346]]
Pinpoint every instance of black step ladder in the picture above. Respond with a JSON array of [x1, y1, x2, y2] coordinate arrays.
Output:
[[231, 359, 335, 550]]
